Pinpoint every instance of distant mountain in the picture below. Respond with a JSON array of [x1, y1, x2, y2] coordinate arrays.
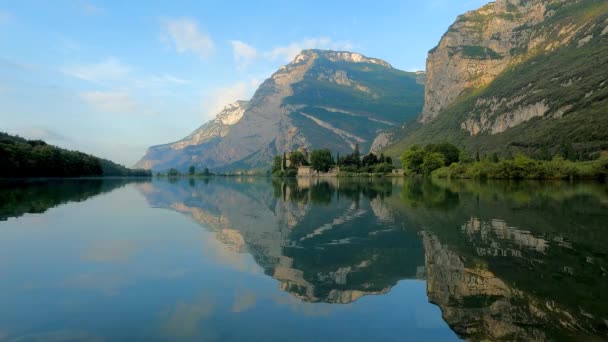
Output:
[[383, 0, 608, 160], [136, 49, 424, 172], [0, 132, 151, 178]]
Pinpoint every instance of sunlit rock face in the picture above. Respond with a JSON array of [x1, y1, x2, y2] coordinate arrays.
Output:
[[421, 0, 567, 123], [136, 49, 424, 172]]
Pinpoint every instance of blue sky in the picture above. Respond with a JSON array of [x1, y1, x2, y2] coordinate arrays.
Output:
[[0, 0, 488, 166]]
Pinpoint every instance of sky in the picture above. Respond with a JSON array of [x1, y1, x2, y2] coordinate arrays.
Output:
[[0, 0, 488, 166]]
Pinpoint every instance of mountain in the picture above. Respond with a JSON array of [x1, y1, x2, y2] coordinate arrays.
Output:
[[134, 101, 249, 171], [0, 132, 151, 178], [383, 0, 608, 160], [136, 50, 424, 172]]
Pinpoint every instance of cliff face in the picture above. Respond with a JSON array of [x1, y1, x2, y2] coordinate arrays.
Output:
[[386, 0, 608, 159], [137, 50, 423, 172], [421, 0, 550, 123]]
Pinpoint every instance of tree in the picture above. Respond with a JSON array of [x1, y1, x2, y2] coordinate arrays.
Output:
[[168, 168, 179, 177], [362, 153, 379, 166], [188, 165, 195, 176], [336, 152, 341, 166], [400, 145, 426, 174], [203, 167, 210, 176], [310, 149, 333, 172], [282, 152, 287, 170], [491, 152, 500, 163], [354, 144, 361, 165], [426, 143, 460, 166], [476, 150, 480, 162], [289, 151, 307, 167], [272, 156, 282, 173], [422, 152, 445, 174]]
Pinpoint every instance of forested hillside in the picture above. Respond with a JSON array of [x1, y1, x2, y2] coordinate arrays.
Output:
[[0, 132, 151, 178]]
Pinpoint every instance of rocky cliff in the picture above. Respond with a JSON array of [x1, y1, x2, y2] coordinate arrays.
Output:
[[137, 50, 424, 172], [385, 0, 608, 159]]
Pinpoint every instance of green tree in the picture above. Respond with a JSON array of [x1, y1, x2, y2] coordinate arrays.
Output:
[[354, 144, 361, 166], [426, 143, 460, 166], [168, 168, 179, 177], [188, 165, 195, 176], [289, 151, 307, 167], [203, 167, 210, 176], [476, 150, 480, 162], [282, 152, 287, 170], [272, 156, 282, 173], [310, 149, 333, 172], [422, 152, 445, 174], [400, 145, 426, 174]]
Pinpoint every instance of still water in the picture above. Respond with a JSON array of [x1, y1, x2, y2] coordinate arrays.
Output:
[[0, 178, 607, 341]]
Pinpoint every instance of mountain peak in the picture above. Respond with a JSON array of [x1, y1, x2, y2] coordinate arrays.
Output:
[[290, 49, 393, 69]]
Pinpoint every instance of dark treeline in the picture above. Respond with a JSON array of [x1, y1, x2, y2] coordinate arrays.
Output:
[[0, 132, 151, 178]]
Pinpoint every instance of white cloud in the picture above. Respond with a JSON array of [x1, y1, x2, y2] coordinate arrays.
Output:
[[80, 91, 138, 114], [202, 79, 260, 120], [267, 37, 354, 62], [61, 57, 131, 83], [161, 18, 214, 59], [230, 40, 258, 68]]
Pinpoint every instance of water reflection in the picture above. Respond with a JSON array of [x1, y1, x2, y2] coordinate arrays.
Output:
[[391, 179, 608, 341], [139, 177, 608, 340], [0, 177, 606, 340], [139, 177, 424, 304], [0, 179, 148, 221]]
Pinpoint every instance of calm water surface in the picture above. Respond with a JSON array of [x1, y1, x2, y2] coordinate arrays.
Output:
[[0, 178, 607, 341]]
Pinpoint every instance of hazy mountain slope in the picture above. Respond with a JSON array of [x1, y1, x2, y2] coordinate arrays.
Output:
[[134, 101, 248, 171], [384, 0, 608, 160], [136, 50, 424, 172]]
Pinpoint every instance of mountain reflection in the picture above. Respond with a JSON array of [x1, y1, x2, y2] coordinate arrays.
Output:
[[139, 177, 424, 304], [139, 177, 608, 341]]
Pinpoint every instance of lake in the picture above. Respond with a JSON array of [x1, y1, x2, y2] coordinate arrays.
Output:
[[0, 178, 607, 341]]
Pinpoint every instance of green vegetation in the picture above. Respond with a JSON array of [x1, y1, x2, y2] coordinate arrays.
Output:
[[271, 144, 396, 177], [337, 144, 395, 175], [0, 132, 151, 178], [433, 153, 608, 180], [400, 143, 461, 175], [310, 149, 333, 172], [399, 142, 608, 181]]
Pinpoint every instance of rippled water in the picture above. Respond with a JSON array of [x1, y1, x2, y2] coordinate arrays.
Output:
[[0, 178, 607, 341]]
